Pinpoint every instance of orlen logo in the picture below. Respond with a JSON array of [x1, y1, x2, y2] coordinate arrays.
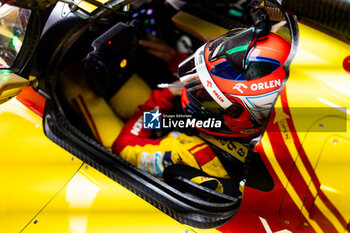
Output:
[[233, 80, 282, 94], [207, 80, 212, 88], [251, 80, 281, 91], [208, 80, 225, 103], [213, 90, 224, 103], [232, 83, 248, 94]]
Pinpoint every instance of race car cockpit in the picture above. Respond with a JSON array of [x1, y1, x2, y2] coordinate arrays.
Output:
[[27, 0, 296, 228]]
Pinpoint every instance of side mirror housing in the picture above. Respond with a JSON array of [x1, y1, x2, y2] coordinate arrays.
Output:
[[0, 71, 30, 104]]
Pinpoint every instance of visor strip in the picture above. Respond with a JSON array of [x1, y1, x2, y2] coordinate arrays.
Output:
[[195, 45, 232, 109]]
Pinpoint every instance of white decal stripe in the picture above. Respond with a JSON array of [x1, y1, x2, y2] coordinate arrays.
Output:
[[259, 216, 293, 233], [195, 45, 232, 109], [318, 97, 350, 115], [259, 217, 273, 233]]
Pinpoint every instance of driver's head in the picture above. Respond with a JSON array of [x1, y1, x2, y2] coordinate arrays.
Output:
[[178, 28, 290, 138]]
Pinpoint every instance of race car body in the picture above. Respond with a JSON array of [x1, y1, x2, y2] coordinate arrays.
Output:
[[0, 0, 349, 232]]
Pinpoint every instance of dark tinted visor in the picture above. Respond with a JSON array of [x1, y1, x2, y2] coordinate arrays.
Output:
[[178, 52, 227, 115], [210, 57, 280, 81]]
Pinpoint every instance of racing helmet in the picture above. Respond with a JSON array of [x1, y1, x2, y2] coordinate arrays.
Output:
[[178, 28, 290, 138]]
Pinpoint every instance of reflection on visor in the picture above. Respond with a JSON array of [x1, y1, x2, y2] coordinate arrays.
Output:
[[210, 57, 281, 81], [179, 54, 225, 115], [210, 60, 245, 81], [182, 74, 223, 114], [0, 4, 31, 68], [245, 57, 280, 80], [178, 55, 196, 77], [185, 90, 221, 117]]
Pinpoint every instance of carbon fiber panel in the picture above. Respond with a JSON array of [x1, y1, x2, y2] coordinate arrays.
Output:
[[43, 100, 241, 229]]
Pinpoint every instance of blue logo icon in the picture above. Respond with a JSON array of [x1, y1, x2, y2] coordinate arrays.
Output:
[[143, 110, 161, 129]]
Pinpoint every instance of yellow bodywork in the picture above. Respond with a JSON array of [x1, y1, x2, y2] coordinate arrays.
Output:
[[261, 22, 350, 232], [20, 164, 202, 233], [0, 88, 219, 233], [0, 8, 349, 232], [0, 98, 83, 232]]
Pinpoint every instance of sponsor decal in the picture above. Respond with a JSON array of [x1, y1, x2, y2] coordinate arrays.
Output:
[[213, 90, 225, 102], [140, 151, 164, 177], [250, 80, 281, 91], [131, 117, 144, 136], [206, 80, 225, 103], [233, 80, 282, 94], [206, 80, 212, 88], [232, 83, 248, 94], [190, 176, 224, 193], [259, 217, 292, 233], [149, 151, 164, 177], [143, 110, 161, 129], [142, 112, 222, 129], [195, 44, 232, 108], [200, 133, 248, 162]]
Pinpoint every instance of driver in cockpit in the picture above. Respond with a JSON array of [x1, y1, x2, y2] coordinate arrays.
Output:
[[113, 24, 290, 196]]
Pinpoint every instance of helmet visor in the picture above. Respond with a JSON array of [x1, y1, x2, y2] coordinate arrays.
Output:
[[178, 45, 232, 115]]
